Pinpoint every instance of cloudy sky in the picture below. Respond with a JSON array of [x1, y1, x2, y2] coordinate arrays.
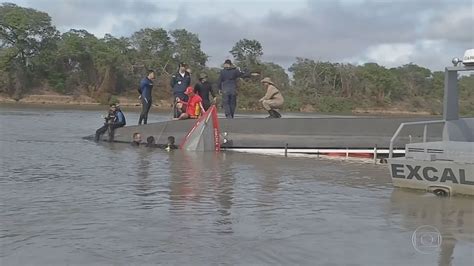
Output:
[[11, 0, 474, 70]]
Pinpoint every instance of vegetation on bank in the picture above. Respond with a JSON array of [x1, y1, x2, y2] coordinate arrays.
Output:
[[1, 3, 473, 114]]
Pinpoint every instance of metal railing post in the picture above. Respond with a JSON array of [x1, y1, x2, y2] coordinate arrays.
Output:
[[423, 124, 428, 142]]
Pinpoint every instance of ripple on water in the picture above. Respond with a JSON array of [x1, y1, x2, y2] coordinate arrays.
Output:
[[1, 107, 473, 265]]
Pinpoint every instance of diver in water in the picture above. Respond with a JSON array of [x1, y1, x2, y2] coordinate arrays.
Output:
[[131, 132, 142, 146], [157, 136, 179, 150], [143, 135, 178, 150], [145, 136, 157, 147]]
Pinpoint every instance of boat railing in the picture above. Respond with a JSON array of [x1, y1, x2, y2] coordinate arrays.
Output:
[[388, 120, 445, 158]]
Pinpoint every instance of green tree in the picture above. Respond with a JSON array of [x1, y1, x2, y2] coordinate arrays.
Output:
[[289, 58, 339, 101], [170, 29, 208, 73], [130, 28, 173, 74], [230, 39, 263, 70], [0, 3, 59, 98], [459, 74, 474, 115], [359, 63, 397, 104], [393, 63, 432, 98], [51, 29, 100, 94], [261, 62, 289, 89]]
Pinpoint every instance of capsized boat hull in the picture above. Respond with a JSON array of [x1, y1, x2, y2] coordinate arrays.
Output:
[[95, 116, 442, 149]]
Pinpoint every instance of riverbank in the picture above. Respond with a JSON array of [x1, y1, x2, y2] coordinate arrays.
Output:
[[0, 93, 433, 115], [0, 93, 172, 111]]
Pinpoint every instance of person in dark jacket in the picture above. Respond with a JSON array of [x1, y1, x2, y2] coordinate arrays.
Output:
[[138, 70, 155, 125], [95, 104, 126, 142], [194, 73, 216, 111], [217, 59, 258, 118], [170, 62, 191, 118]]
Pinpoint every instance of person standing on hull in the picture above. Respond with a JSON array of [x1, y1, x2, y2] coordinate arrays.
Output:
[[259, 77, 284, 118], [138, 70, 155, 125], [194, 73, 216, 112], [170, 62, 191, 118], [217, 59, 258, 118]]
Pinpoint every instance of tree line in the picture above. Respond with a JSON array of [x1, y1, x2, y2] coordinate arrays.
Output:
[[1, 3, 473, 114]]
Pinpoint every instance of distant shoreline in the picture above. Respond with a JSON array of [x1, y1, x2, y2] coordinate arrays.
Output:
[[0, 94, 172, 111], [0, 93, 433, 116]]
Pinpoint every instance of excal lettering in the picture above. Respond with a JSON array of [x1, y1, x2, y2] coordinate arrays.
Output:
[[391, 164, 474, 185]]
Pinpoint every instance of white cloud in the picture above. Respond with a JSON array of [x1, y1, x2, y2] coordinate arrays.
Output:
[[6, 0, 474, 71], [365, 43, 416, 66]]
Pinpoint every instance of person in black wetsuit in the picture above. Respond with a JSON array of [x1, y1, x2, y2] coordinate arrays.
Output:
[[194, 73, 216, 112], [95, 104, 126, 142], [138, 70, 155, 125]]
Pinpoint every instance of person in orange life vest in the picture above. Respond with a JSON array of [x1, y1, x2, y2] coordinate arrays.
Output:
[[176, 87, 204, 120]]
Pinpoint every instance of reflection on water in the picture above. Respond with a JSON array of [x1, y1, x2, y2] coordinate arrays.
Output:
[[1, 106, 473, 265], [167, 152, 235, 234], [389, 189, 474, 266]]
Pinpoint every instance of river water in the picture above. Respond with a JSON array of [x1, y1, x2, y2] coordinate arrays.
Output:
[[0, 105, 473, 265]]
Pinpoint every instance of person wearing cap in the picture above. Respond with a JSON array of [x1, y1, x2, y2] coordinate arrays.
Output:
[[176, 87, 204, 120], [170, 62, 191, 118], [217, 59, 259, 118], [95, 103, 127, 142], [259, 77, 284, 118], [138, 70, 155, 125], [194, 73, 216, 112]]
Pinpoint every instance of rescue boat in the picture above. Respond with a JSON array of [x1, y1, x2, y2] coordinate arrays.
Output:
[[387, 49, 474, 196]]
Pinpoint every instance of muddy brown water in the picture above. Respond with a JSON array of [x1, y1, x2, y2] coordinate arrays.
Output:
[[0, 106, 472, 265]]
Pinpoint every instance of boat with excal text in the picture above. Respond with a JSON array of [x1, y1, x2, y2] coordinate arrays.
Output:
[[388, 49, 474, 196]]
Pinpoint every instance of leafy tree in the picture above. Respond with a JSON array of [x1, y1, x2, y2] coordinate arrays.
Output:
[[338, 63, 360, 98], [130, 28, 173, 74], [459, 74, 474, 115], [289, 58, 341, 101], [430, 71, 445, 99], [230, 39, 263, 70], [51, 29, 100, 94], [359, 63, 397, 104], [169, 29, 208, 73], [261, 62, 289, 90], [0, 3, 59, 98], [393, 63, 432, 98]]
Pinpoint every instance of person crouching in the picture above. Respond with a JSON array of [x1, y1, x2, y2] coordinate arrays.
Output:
[[95, 103, 126, 142], [259, 77, 284, 118], [176, 87, 204, 120]]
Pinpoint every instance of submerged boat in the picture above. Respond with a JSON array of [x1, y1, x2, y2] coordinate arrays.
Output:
[[388, 49, 474, 196], [96, 114, 442, 157]]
